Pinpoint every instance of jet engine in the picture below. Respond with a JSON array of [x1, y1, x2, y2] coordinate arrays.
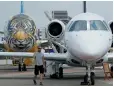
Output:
[[46, 19, 65, 42], [109, 20, 113, 34], [108, 20, 113, 47]]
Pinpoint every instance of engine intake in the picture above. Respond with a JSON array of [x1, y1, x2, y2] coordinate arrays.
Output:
[[48, 22, 62, 36], [47, 19, 65, 42]]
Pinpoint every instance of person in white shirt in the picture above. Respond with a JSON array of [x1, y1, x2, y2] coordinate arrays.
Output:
[[41, 48, 47, 76], [41, 48, 45, 54], [33, 47, 45, 85]]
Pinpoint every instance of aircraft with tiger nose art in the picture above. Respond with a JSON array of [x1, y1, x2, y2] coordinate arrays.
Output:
[[0, 1, 112, 85]]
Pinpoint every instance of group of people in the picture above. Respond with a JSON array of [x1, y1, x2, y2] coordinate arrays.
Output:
[[33, 46, 46, 85]]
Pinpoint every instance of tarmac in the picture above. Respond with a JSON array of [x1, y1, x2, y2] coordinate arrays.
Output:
[[0, 66, 113, 86]]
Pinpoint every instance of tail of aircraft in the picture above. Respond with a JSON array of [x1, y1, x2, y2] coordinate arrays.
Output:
[[20, 1, 24, 14]]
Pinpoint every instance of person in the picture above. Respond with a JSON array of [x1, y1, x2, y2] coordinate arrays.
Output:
[[33, 47, 45, 85], [41, 48, 45, 54], [111, 65, 113, 72], [41, 48, 46, 77], [110, 65, 113, 78]]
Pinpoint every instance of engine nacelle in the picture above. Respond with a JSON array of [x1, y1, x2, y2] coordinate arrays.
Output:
[[108, 20, 113, 47], [46, 19, 65, 42], [108, 20, 113, 34]]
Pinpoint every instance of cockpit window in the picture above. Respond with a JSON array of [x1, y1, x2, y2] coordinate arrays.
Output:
[[69, 20, 87, 31], [66, 21, 73, 31], [90, 20, 108, 30]]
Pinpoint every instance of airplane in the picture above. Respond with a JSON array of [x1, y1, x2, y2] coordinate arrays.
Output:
[[3, 1, 38, 53], [0, 1, 47, 66], [0, 1, 113, 85]]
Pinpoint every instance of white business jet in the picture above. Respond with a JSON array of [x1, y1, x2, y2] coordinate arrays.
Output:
[[0, 12, 112, 85]]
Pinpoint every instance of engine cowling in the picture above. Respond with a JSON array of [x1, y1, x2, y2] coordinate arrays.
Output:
[[108, 20, 113, 34], [108, 20, 113, 47], [46, 19, 65, 42]]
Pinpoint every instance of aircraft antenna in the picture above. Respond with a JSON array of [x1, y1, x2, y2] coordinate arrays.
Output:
[[83, 1, 86, 13], [20, 1, 24, 14]]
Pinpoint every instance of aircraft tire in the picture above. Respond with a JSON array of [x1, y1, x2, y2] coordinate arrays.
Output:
[[91, 72, 95, 85], [59, 67, 63, 78], [84, 74, 88, 83], [50, 72, 59, 79]]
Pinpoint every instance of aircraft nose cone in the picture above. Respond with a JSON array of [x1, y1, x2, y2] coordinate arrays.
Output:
[[68, 31, 111, 61], [77, 38, 106, 60], [83, 45, 100, 56], [13, 30, 28, 40]]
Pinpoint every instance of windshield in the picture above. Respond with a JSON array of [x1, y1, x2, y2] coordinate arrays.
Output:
[[69, 20, 87, 31], [90, 20, 108, 30]]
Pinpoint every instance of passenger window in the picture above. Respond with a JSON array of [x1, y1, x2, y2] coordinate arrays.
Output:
[[90, 20, 108, 30], [69, 20, 87, 31]]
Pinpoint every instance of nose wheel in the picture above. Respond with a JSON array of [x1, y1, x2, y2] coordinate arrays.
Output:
[[81, 64, 95, 85]]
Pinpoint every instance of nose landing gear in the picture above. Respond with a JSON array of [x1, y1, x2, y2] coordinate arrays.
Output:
[[81, 64, 95, 85], [50, 67, 63, 79]]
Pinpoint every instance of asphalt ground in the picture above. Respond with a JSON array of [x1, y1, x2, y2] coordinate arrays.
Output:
[[0, 67, 113, 86]]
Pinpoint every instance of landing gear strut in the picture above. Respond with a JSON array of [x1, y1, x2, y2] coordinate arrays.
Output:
[[18, 63, 21, 71], [81, 64, 95, 85]]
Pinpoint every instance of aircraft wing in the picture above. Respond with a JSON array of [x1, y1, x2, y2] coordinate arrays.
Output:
[[103, 52, 113, 63], [0, 52, 33, 57], [0, 31, 4, 34], [107, 52, 113, 58], [107, 52, 113, 63], [0, 52, 67, 63], [44, 53, 67, 62]]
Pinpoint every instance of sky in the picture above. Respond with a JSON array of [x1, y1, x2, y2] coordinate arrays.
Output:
[[0, 1, 112, 31]]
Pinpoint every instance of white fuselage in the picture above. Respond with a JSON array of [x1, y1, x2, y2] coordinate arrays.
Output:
[[64, 13, 112, 62], [65, 31, 112, 62]]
